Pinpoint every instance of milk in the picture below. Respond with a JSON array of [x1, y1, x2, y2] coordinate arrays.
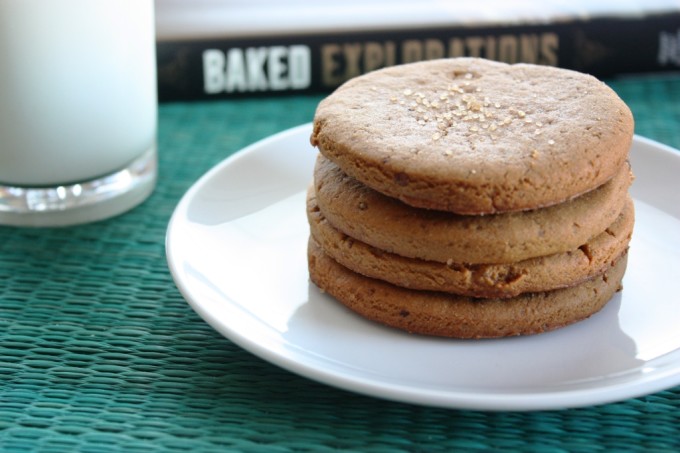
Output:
[[0, 0, 157, 186]]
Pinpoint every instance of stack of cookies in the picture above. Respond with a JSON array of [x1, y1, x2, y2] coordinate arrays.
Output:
[[307, 58, 634, 339]]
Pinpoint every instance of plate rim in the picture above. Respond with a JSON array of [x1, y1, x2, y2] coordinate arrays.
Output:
[[166, 123, 680, 411]]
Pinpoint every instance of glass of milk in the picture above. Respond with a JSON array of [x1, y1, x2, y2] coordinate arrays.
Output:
[[0, 0, 157, 226]]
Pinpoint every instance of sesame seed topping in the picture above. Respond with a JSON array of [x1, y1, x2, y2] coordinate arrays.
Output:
[[464, 72, 473, 79], [548, 139, 555, 145], [396, 84, 538, 143]]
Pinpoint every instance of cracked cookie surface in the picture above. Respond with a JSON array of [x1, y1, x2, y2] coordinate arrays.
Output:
[[311, 58, 634, 214]]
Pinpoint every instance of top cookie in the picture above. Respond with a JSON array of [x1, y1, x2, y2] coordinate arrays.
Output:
[[310, 58, 634, 214]]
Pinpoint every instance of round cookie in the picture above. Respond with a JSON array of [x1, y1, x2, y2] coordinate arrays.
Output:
[[308, 191, 634, 298], [310, 58, 634, 214], [314, 154, 633, 264], [308, 238, 627, 339]]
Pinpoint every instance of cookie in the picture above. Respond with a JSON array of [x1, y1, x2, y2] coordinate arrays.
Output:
[[314, 154, 633, 264], [310, 58, 634, 214], [308, 191, 634, 298], [308, 238, 627, 339]]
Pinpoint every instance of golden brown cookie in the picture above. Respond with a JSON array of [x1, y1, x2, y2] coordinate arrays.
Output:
[[311, 58, 634, 214], [308, 238, 627, 339], [308, 191, 634, 298], [314, 154, 633, 264]]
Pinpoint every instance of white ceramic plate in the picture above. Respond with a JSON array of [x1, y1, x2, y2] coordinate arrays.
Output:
[[166, 124, 680, 411]]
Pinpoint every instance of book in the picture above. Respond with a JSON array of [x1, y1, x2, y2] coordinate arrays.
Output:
[[155, 0, 680, 102]]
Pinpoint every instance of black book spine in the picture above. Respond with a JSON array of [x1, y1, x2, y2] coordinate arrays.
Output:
[[156, 12, 680, 102]]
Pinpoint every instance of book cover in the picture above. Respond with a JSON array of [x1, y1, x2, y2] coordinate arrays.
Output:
[[155, 1, 680, 102]]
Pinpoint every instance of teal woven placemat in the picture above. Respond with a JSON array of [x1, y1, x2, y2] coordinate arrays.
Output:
[[1, 75, 680, 452]]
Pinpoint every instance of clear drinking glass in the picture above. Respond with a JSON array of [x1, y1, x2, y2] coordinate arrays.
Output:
[[0, 0, 157, 226]]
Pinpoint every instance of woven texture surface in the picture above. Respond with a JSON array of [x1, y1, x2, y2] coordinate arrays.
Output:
[[1, 75, 680, 452]]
